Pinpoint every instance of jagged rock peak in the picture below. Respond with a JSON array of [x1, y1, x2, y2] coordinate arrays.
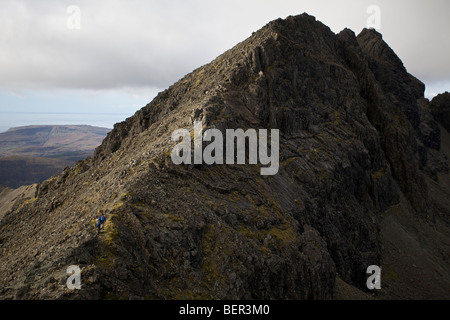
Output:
[[430, 91, 450, 132], [357, 28, 405, 70], [94, 13, 342, 159]]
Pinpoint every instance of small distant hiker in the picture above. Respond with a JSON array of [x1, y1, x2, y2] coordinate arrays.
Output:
[[99, 213, 106, 230], [95, 216, 101, 233], [95, 213, 106, 233]]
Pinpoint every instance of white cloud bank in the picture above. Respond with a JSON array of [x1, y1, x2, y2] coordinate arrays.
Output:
[[0, 0, 448, 97]]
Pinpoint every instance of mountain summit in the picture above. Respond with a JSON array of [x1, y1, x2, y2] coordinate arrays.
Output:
[[0, 13, 449, 300]]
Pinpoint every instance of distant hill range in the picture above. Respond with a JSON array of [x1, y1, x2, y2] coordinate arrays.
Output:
[[0, 125, 110, 188]]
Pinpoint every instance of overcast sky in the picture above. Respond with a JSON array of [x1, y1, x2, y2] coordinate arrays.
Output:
[[0, 0, 449, 123]]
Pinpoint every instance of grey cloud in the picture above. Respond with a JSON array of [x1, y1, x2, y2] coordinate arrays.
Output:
[[0, 0, 448, 94]]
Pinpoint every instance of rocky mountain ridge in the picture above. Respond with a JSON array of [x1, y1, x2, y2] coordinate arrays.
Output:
[[0, 13, 449, 300]]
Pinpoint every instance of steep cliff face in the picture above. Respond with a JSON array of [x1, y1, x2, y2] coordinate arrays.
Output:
[[0, 14, 448, 300], [430, 92, 450, 132]]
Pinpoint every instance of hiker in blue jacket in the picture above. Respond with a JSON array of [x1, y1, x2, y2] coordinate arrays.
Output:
[[99, 213, 106, 230], [95, 213, 106, 233], [95, 216, 101, 233]]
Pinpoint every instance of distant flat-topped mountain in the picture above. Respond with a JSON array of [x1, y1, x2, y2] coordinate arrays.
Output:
[[0, 125, 110, 188], [0, 125, 110, 160]]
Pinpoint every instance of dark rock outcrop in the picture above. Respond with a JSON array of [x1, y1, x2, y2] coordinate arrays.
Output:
[[0, 13, 449, 300], [430, 92, 450, 132]]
